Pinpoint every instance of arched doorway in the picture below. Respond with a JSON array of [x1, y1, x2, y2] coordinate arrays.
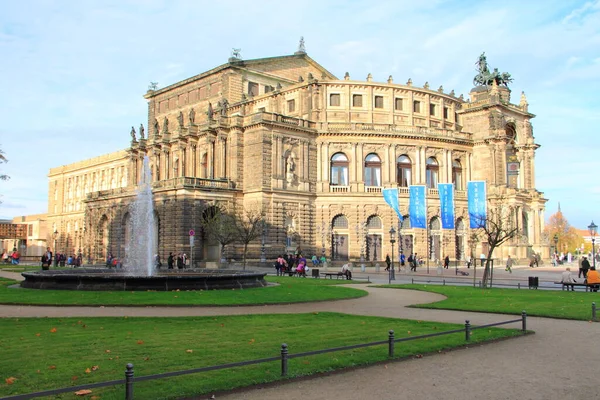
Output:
[[400, 216, 413, 256], [365, 215, 382, 261], [331, 214, 348, 260], [429, 217, 441, 261], [97, 215, 109, 262]]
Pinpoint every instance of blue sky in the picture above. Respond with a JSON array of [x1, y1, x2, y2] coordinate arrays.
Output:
[[0, 0, 599, 228]]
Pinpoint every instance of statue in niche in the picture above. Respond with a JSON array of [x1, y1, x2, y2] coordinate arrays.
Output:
[[207, 102, 214, 120], [139, 123, 145, 139], [130, 126, 137, 141], [286, 154, 296, 184], [221, 99, 229, 116], [153, 118, 159, 135], [177, 111, 184, 127], [188, 108, 195, 125], [162, 116, 169, 133]]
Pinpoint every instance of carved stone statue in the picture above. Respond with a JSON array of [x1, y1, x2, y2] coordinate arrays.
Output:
[[139, 123, 145, 139], [177, 111, 184, 127], [231, 48, 241, 59], [221, 99, 229, 116], [130, 126, 137, 141], [473, 52, 513, 87], [286, 154, 296, 184], [207, 102, 214, 120], [188, 108, 195, 125], [153, 118, 159, 135], [162, 116, 169, 133]]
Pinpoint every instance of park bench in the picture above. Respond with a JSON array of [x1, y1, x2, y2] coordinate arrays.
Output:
[[553, 281, 600, 292], [324, 272, 346, 280]]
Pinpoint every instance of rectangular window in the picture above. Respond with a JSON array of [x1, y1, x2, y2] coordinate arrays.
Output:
[[443, 107, 449, 119], [353, 94, 363, 107], [28, 225, 33, 236], [413, 100, 421, 113], [374, 96, 384, 109], [330, 93, 341, 106], [287, 99, 296, 113], [394, 98, 403, 111], [248, 82, 259, 97], [429, 104, 436, 116], [455, 112, 460, 124], [264, 85, 272, 93]]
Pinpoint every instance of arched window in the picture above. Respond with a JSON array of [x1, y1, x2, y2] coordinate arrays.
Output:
[[426, 157, 439, 189], [452, 160, 463, 190], [366, 215, 382, 229], [364, 153, 381, 187], [201, 153, 208, 179], [396, 155, 412, 187], [330, 153, 349, 186], [332, 215, 348, 228]]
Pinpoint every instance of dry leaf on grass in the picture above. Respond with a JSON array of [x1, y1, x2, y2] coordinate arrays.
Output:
[[50, 328, 57, 333], [137, 340, 144, 345], [185, 349, 193, 353], [72, 376, 78, 381], [49, 365, 57, 370], [74, 389, 92, 396], [5, 377, 17, 385], [105, 350, 111, 353], [85, 368, 91, 374], [248, 338, 255, 344], [91, 366, 99, 371]]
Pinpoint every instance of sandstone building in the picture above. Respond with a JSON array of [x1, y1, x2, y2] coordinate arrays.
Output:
[[48, 44, 548, 266]]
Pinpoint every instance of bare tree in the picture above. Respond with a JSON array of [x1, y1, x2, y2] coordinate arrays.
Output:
[[471, 200, 520, 288], [0, 147, 9, 204], [232, 204, 266, 270], [200, 205, 238, 263]]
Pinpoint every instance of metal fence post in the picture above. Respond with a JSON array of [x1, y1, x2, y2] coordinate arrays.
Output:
[[388, 330, 395, 358], [125, 363, 134, 400], [518, 282, 520, 289], [522, 310, 527, 331], [593, 302, 597, 322], [465, 320, 471, 342], [281, 343, 288, 376]]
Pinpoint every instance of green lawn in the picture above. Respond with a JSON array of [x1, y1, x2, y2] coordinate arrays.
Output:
[[382, 284, 598, 321], [0, 313, 525, 399], [0, 276, 367, 306]]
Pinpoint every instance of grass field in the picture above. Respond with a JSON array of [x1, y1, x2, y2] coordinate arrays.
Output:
[[382, 284, 598, 321], [0, 313, 525, 399], [0, 276, 367, 306]]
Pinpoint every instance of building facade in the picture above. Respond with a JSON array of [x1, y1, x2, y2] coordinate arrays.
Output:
[[48, 47, 548, 266], [0, 214, 48, 258]]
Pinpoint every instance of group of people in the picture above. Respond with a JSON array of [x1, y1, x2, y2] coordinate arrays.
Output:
[[39, 247, 82, 268], [166, 252, 188, 269], [1, 249, 21, 265], [274, 253, 327, 277], [384, 252, 421, 272]]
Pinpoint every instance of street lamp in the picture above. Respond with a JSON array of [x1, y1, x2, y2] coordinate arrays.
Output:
[[389, 227, 396, 284], [53, 229, 58, 266], [553, 234, 558, 258], [588, 221, 597, 268]]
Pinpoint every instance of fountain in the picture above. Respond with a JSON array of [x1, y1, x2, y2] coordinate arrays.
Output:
[[20, 158, 267, 291]]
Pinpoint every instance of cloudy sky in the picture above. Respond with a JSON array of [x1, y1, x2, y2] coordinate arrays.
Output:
[[0, 0, 599, 228]]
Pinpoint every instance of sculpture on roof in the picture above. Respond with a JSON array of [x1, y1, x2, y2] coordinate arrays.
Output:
[[231, 48, 242, 59], [153, 118, 159, 135], [297, 36, 306, 54], [207, 102, 214, 120], [473, 52, 513, 87], [130, 126, 137, 141], [188, 108, 195, 125], [139, 123, 145, 139], [177, 111, 184, 127]]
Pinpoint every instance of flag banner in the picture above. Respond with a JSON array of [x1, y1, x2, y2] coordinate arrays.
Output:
[[438, 183, 455, 229], [409, 185, 427, 229], [382, 188, 403, 221], [467, 181, 487, 228]]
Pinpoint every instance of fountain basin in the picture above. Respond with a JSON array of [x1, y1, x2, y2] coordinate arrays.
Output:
[[20, 269, 268, 291]]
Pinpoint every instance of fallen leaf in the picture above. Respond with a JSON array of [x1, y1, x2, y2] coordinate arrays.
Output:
[[82, 325, 87, 328], [72, 376, 78, 381], [91, 396, 101, 400], [108, 358, 113, 360], [302, 360, 310, 365], [220, 323, 224, 327], [384, 365, 388, 369], [49, 365, 57, 370], [137, 340, 144, 345], [185, 349, 193, 353], [36, 370, 40, 374], [248, 338, 255, 344], [85, 368, 91, 374], [91, 366, 99, 371], [35, 333, 41, 337], [115, 356, 119, 359], [50, 328, 57, 333], [105, 350, 111, 353], [77, 320, 82, 324], [416, 354, 423, 358], [173, 296, 178, 298], [407, 331, 411, 335], [75, 389, 92, 396], [5, 377, 17, 385], [143, 356, 150, 361]]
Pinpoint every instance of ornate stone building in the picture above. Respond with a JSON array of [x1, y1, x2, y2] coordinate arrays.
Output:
[[48, 46, 547, 265]]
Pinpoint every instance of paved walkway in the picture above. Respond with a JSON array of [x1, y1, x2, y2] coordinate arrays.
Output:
[[2, 267, 599, 399]]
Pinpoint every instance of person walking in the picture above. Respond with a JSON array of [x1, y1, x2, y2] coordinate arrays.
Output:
[[385, 254, 391, 271], [580, 256, 590, 279], [167, 252, 174, 269], [399, 251, 406, 271], [443, 255, 450, 269], [505, 255, 514, 274]]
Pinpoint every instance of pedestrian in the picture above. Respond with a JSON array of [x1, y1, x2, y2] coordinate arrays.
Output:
[[177, 253, 184, 269], [444, 255, 450, 269], [385, 254, 391, 271], [480, 253, 486, 267], [505, 255, 514, 274], [409, 253, 417, 272], [586, 267, 600, 292], [400, 251, 406, 271], [561, 267, 576, 291], [581, 256, 591, 279], [167, 252, 174, 269]]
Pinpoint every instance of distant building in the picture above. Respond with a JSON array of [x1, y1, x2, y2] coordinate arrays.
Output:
[[0, 214, 48, 257], [48, 46, 548, 265]]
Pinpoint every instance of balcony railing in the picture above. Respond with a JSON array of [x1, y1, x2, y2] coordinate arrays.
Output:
[[153, 177, 232, 190], [365, 186, 382, 194], [330, 185, 349, 193]]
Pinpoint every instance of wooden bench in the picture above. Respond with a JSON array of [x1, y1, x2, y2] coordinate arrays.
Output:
[[324, 272, 345, 280], [554, 282, 600, 292]]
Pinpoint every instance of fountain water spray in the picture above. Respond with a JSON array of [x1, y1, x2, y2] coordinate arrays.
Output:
[[126, 156, 156, 276]]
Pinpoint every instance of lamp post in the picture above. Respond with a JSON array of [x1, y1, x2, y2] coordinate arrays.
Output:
[[389, 227, 396, 284], [588, 221, 597, 268], [553, 233, 558, 259], [53, 229, 58, 266]]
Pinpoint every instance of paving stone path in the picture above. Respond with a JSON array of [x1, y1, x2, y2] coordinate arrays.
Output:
[[1, 269, 599, 399]]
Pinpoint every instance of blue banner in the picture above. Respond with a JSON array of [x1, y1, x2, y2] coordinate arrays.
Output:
[[468, 181, 487, 228], [438, 183, 455, 229], [409, 185, 427, 229], [382, 188, 403, 221]]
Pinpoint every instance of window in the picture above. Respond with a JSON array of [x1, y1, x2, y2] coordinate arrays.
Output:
[[330, 94, 341, 106], [330, 153, 349, 186], [248, 82, 259, 97], [443, 107, 449, 119], [374, 96, 384, 108], [395, 98, 403, 111], [332, 215, 348, 228], [264, 85, 272, 93], [426, 157, 439, 189], [429, 103, 436, 116], [353, 94, 363, 107], [364, 154, 381, 187], [455, 112, 459, 124], [396, 155, 412, 187], [287, 99, 296, 112], [452, 160, 463, 190], [413, 100, 421, 113], [366, 215, 382, 229]]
